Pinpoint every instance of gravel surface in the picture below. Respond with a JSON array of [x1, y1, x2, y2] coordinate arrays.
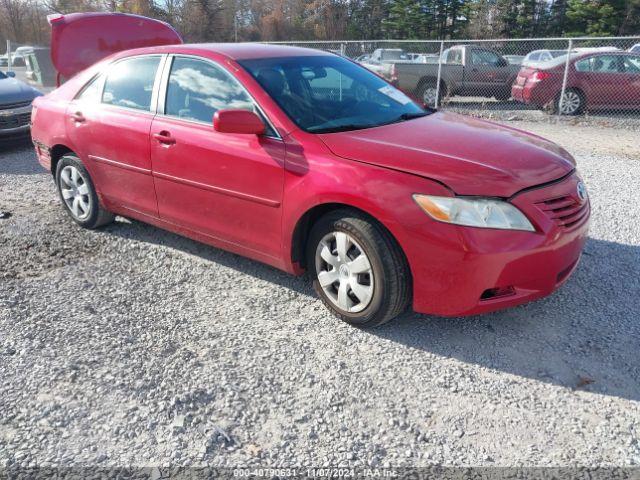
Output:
[[1, 121, 639, 470]]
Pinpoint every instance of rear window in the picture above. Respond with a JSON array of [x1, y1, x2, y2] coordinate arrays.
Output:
[[446, 49, 462, 64], [381, 50, 407, 61], [102, 56, 161, 111]]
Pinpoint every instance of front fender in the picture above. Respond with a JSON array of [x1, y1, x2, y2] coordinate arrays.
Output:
[[280, 133, 452, 275]]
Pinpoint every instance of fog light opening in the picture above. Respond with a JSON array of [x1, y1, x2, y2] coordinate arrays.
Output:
[[480, 286, 516, 301]]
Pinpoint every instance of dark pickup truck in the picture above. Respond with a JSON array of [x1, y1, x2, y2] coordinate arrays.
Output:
[[389, 45, 521, 106]]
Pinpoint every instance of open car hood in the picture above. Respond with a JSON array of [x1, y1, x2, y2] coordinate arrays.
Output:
[[48, 12, 182, 80], [318, 111, 575, 198]]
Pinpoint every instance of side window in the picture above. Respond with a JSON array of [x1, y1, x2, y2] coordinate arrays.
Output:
[[447, 49, 462, 64], [623, 55, 640, 74], [102, 56, 160, 111], [471, 50, 501, 66], [76, 75, 103, 103], [165, 57, 254, 124], [575, 58, 592, 72], [590, 55, 623, 73]]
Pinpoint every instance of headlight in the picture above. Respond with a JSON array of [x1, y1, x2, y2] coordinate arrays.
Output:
[[413, 194, 535, 232]]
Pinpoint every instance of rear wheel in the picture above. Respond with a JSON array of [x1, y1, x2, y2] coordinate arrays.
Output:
[[555, 88, 585, 115], [55, 154, 114, 229], [418, 80, 444, 108], [306, 210, 410, 327]]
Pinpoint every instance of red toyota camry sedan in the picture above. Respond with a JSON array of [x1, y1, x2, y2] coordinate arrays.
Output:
[[31, 13, 590, 327]]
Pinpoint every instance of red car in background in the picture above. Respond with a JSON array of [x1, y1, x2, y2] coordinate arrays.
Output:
[[31, 13, 590, 326], [512, 51, 640, 114]]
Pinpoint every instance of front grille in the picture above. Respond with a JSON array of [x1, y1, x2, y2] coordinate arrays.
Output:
[[0, 112, 31, 129], [535, 195, 589, 229], [0, 100, 32, 110]]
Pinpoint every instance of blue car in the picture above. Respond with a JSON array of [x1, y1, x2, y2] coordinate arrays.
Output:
[[0, 70, 42, 137]]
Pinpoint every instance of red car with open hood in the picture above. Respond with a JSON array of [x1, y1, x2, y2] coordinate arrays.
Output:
[[31, 13, 590, 326]]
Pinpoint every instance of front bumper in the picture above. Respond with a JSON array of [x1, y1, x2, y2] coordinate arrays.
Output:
[[0, 105, 32, 137], [407, 172, 590, 316]]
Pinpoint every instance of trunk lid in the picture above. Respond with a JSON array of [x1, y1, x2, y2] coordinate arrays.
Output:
[[515, 67, 535, 85], [318, 111, 575, 198], [48, 12, 182, 80]]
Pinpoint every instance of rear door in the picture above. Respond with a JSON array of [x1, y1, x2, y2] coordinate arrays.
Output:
[[575, 54, 625, 107], [150, 55, 285, 258], [65, 55, 164, 216]]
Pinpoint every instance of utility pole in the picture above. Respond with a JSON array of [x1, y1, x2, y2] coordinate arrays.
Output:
[[6, 40, 12, 70], [235, 14, 238, 42]]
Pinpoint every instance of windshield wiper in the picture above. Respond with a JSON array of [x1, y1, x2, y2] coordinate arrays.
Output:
[[397, 112, 431, 121], [310, 111, 432, 134], [376, 111, 431, 128], [310, 124, 374, 134]]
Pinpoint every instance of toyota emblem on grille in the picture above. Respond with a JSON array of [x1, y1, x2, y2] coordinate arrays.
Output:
[[576, 182, 587, 203]]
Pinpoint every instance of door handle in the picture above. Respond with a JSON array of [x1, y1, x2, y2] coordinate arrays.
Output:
[[153, 131, 176, 145], [70, 112, 85, 123]]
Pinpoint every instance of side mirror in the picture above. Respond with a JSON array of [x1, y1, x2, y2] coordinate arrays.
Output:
[[6, 71, 16, 78], [213, 109, 265, 135]]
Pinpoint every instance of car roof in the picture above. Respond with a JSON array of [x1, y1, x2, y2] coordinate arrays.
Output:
[[126, 43, 333, 61]]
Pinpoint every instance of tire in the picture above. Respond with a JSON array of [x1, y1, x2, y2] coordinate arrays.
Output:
[[555, 88, 585, 115], [306, 209, 411, 327], [55, 154, 114, 229], [417, 80, 444, 108]]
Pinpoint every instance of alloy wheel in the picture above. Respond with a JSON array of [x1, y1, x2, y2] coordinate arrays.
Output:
[[559, 91, 581, 115], [422, 87, 438, 106], [59, 165, 91, 220], [315, 231, 374, 313]]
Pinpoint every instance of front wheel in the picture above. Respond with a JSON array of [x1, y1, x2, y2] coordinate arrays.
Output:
[[306, 210, 411, 327], [55, 154, 114, 229]]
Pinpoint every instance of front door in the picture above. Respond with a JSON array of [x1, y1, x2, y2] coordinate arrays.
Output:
[[464, 49, 508, 95], [65, 55, 163, 217], [621, 54, 640, 108], [150, 55, 285, 259]]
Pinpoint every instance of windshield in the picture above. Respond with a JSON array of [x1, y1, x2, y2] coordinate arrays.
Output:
[[238, 55, 428, 134]]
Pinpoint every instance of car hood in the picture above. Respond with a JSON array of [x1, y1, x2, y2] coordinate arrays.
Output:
[[318, 111, 574, 197], [0, 78, 40, 105]]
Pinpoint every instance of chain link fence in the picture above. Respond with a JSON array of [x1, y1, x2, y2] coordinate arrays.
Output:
[[264, 37, 640, 124]]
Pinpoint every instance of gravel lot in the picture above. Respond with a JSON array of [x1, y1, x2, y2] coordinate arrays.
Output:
[[1, 120, 639, 471]]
